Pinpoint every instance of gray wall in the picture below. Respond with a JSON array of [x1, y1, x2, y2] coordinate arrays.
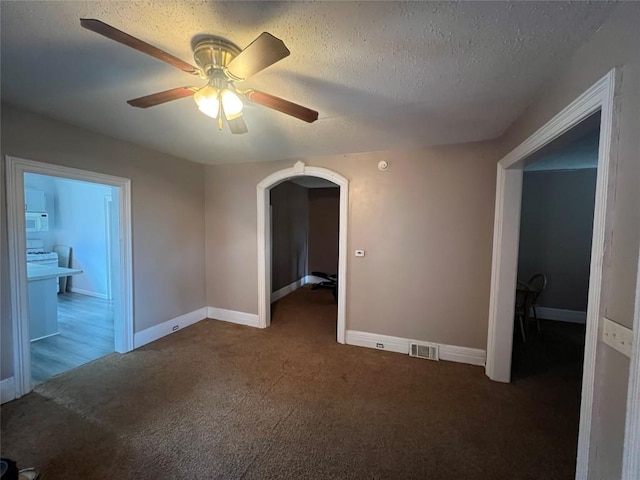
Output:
[[308, 188, 340, 275], [270, 181, 309, 292], [1, 104, 206, 380], [204, 142, 498, 349], [518, 169, 597, 311], [498, 3, 639, 477]]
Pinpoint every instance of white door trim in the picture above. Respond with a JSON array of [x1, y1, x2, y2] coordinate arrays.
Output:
[[6, 156, 134, 397], [257, 161, 348, 343], [485, 69, 619, 480], [622, 246, 640, 479]]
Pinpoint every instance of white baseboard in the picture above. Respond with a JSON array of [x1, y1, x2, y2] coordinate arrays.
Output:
[[271, 277, 305, 303], [345, 330, 486, 367], [346, 331, 409, 354], [536, 307, 587, 324], [31, 331, 60, 342], [439, 344, 486, 366], [270, 275, 330, 303], [1, 377, 16, 404], [68, 287, 109, 300], [304, 274, 330, 285], [207, 307, 260, 328], [134, 307, 207, 349]]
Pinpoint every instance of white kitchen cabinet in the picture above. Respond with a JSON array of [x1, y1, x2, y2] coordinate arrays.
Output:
[[25, 189, 46, 212]]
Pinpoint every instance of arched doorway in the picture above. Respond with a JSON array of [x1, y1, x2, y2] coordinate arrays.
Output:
[[257, 161, 349, 343]]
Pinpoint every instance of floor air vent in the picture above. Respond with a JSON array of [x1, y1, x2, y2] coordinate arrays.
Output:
[[409, 342, 439, 361]]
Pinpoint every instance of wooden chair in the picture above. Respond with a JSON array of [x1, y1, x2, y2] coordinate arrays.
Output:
[[515, 281, 530, 342], [527, 273, 547, 333]]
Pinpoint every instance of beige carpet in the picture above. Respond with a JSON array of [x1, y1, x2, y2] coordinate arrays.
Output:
[[1, 287, 581, 479]]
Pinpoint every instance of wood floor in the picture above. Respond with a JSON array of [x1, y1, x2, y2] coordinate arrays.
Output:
[[31, 292, 114, 384]]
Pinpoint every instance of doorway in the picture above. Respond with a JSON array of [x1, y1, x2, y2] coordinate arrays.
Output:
[[257, 161, 349, 343], [485, 70, 618, 478], [6, 156, 133, 397], [269, 178, 340, 336], [24, 172, 119, 384], [511, 114, 599, 389]]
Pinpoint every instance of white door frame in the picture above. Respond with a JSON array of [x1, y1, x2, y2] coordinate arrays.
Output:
[[104, 195, 113, 300], [485, 69, 619, 479], [6, 156, 134, 397], [257, 161, 348, 343], [622, 246, 640, 479]]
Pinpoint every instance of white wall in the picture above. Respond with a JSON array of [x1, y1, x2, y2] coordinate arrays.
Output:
[[53, 177, 114, 298], [23, 173, 56, 249]]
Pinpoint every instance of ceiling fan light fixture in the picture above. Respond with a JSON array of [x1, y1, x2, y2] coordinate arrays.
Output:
[[221, 89, 243, 118], [81, 19, 320, 132], [194, 85, 220, 118]]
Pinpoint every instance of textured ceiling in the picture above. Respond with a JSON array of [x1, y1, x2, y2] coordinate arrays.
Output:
[[1, 1, 616, 165]]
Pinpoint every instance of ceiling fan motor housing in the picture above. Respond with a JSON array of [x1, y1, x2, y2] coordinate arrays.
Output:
[[194, 37, 242, 81]]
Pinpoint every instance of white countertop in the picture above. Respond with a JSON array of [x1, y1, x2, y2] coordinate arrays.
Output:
[[27, 263, 83, 281]]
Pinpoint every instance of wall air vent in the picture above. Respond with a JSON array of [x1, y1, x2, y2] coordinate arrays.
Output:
[[409, 342, 439, 361]]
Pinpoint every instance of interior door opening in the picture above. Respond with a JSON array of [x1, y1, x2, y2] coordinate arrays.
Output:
[[6, 156, 133, 397], [269, 178, 340, 338], [256, 162, 349, 343], [24, 172, 120, 385], [511, 114, 599, 387], [485, 68, 619, 480]]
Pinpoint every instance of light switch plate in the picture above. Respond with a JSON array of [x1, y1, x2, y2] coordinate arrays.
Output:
[[355, 250, 365, 257], [602, 317, 633, 358]]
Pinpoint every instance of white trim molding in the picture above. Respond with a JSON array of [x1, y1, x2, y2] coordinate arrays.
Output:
[[622, 248, 640, 480], [270, 275, 332, 303], [485, 69, 619, 480], [207, 307, 260, 328], [69, 287, 110, 300], [535, 307, 587, 324], [346, 330, 486, 367], [257, 162, 349, 344], [5, 156, 134, 399], [271, 277, 306, 303], [134, 308, 207, 349], [1, 377, 16, 404]]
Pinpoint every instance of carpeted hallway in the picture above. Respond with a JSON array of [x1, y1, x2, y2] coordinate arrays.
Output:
[[1, 287, 581, 479]]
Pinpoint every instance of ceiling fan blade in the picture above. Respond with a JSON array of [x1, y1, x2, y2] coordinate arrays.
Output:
[[80, 19, 199, 75], [226, 114, 249, 135], [127, 87, 196, 108], [226, 32, 290, 80], [245, 90, 318, 123]]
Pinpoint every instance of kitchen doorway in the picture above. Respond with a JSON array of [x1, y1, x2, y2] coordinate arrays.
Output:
[[24, 172, 118, 384], [6, 157, 133, 397]]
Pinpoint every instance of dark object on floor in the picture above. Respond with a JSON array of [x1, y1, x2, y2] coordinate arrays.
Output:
[[1, 458, 18, 480], [0, 460, 40, 480], [310, 271, 337, 301]]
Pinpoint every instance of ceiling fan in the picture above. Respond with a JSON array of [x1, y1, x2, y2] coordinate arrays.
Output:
[[80, 19, 319, 134]]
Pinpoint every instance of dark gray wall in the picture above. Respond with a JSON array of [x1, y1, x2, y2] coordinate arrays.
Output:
[[308, 188, 340, 275], [517, 169, 597, 311], [270, 181, 309, 291]]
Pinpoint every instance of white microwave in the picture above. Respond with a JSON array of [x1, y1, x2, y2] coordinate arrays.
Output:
[[26, 212, 49, 232]]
